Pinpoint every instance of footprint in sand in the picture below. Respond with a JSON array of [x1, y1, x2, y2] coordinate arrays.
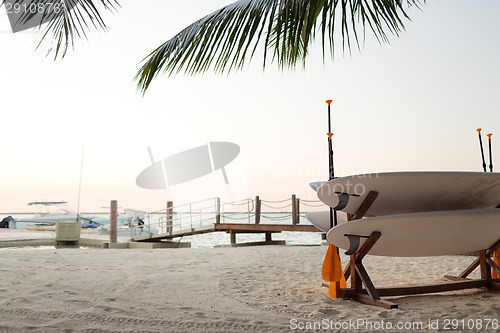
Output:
[[318, 308, 341, 316], [378, 311, 391, 318]]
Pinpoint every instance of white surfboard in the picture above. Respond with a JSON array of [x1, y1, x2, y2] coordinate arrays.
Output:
[[305, 211, 348, 231], [317, 172, 500, 217], [309, 181, 326, 191], [327, 208, 500, 257]]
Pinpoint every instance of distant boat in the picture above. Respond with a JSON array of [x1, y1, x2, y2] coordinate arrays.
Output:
[[14, 201, 95, 226], [94, 210, 158, 237], [0, 216, 13, 228]]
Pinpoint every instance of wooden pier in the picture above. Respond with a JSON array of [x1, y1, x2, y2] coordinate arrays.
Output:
[[131, 196, 324, 246], [132, 223, 321, 245]]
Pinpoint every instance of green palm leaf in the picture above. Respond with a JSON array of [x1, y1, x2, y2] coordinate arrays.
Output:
[[135, 0, 423, 94]]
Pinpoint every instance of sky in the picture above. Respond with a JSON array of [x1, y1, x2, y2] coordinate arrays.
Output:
[[0, 0, 499, 213]]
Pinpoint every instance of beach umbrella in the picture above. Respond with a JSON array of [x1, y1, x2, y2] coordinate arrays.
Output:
[[321, 100, 346, 298]]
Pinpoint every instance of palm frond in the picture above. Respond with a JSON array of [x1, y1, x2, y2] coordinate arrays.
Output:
[[135, 0, 424, 94], [1, 0, 119, 59]]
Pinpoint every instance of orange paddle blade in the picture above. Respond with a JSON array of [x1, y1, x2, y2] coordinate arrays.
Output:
[[493, 250, 500, 279], [322, 244, 343, 282], [328, 274, 347, 298]]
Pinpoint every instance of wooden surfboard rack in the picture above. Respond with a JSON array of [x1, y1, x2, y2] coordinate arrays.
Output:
[[337, 191, 500, 309]]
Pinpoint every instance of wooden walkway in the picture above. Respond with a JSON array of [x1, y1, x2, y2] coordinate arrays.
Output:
[[132, 223, 322, 244]]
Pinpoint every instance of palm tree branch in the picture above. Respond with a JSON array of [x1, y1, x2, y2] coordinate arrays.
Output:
[[135, 0, 423, 94]]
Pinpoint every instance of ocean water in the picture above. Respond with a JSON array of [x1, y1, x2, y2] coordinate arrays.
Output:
[[3, 212, 325, 248]]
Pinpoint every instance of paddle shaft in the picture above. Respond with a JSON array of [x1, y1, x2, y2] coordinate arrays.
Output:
[[323, 100, 344, 295], [477, 129, 487, 172], [488, 133, 493, 172], [326, 100, 338, 229]]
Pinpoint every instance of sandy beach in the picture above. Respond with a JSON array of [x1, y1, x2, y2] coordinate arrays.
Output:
[[0, 245, 498, 332]]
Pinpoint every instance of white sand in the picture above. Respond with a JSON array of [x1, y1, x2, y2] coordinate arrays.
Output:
[[0, 246, 499, 332]]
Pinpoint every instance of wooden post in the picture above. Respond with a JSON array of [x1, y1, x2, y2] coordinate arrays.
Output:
[[230, 231, 236, 244], [215, 197, 221, 224], [166, 201, 173, 235], [265, 232, 272, 242], [480, 250, 491, 281], [295, 198, 300, 224], [255, 196, 261, 224], [110, 200, 117, 243], [292, 194, 298, 225]]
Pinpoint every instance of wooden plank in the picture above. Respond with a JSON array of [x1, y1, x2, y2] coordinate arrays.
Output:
[[340, 288, 356, 299], [444, 275, 472, 282], [344, 262, 351, 280], [355, 231, 382, 262], [352, 191, 379, 220], [449, 242, 500, 279], [375, 279, 489, 297], [214, 223, 321, 233], [349, 255, 359, 292], [489, 282, 500, 291], [345, 232, 381, 288], [344, 231, 382, 280], [458, 257, 480, 278], [344, 279, 489, 297], [225, 230, 282, 234], [480, 250, 491, 281], [217, 240, 286, 248], [343, 193, 378, 279], [355, 262, 380, 300], [354, 294, 398, 309], [486, 257, 500, 276], [133, 225, 216, 242], [134, 223, 320, 242]]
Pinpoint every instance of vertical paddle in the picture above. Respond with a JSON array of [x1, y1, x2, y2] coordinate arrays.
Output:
[[477, 130, 500, 277], [487, 133, 493, 172], [486, 132, 500, 277], [477, 128, 487, 172], [321, 100, 346, 298]]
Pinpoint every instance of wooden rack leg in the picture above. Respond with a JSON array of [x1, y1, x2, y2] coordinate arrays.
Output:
[[480, 250, 492, 281], [486, 257, 500, 276], [445, 238, 500, 282], [343, 191, 379, 279], [341, 231, 398, 309], [352, 191, 379, 220]]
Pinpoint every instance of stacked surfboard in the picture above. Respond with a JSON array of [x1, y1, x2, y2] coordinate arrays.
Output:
[[307, 172, 500, 257]]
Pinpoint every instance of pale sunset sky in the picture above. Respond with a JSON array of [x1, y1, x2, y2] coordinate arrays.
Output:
[[0, 0, 498, 212]]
